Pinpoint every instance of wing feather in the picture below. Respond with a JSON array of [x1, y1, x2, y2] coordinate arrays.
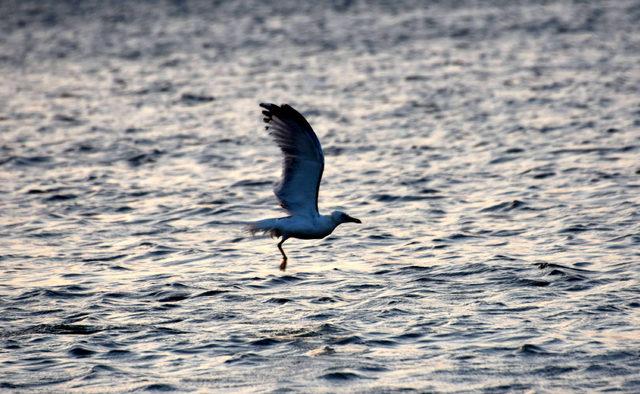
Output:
[[259, 103, 325, 216]]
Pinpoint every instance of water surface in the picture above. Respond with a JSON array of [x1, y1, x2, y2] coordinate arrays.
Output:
[[1, 0, 640, 392]]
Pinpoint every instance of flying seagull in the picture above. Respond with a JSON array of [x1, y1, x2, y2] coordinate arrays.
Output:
[[247, 103, 361, 271]]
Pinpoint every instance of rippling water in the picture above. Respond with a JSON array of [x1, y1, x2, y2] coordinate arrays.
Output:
[[2, 0, 640, 392]]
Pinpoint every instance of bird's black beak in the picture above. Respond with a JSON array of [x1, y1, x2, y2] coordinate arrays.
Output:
[[345, 215, 362, 224]]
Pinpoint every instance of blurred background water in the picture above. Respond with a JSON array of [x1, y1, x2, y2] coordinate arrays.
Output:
[[1, 0, 639, 392]]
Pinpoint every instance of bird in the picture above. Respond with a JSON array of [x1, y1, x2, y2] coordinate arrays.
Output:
[[247, 103, 361, 271]]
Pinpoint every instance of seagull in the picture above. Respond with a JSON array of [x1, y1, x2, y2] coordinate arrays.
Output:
[[247, 103, 361, 271]]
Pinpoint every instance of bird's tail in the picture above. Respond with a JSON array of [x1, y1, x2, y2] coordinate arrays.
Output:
[[245, 218, 282, 239]]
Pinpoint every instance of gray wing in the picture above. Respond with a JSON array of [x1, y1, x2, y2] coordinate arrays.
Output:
[[260, 103, 325, 216]]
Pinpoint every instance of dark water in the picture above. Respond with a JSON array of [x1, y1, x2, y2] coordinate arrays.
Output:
[[2, 0, 640, 392]]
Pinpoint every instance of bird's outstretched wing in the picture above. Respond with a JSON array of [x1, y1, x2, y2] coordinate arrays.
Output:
[[260, 103, 325, 216]]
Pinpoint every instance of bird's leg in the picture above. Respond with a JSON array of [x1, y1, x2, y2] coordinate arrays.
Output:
[[277, 238, 288, 271]]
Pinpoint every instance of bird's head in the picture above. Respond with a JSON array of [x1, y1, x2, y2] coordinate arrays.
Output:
[[331, 210, 362, 225]]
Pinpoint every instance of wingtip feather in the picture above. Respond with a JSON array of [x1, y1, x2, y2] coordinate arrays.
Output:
[[259, 102, 277, 110]]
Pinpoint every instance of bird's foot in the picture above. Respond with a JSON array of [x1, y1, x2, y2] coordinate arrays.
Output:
[[279, 258, 288, 272]]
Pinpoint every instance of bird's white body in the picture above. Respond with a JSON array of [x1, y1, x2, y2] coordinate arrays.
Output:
[[251, 214, 338, 240]]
